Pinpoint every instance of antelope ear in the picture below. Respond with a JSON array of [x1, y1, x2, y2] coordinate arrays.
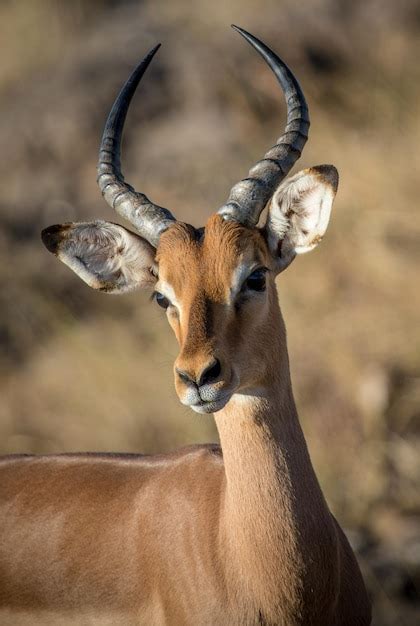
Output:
[[264, 165, 338, 272], [41, 221, 157, 293]]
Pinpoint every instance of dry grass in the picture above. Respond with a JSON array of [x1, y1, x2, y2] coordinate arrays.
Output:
[[1, 1, 419, 623]]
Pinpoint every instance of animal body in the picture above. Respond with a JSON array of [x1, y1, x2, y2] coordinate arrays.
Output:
[[0, 26, 371, 625]]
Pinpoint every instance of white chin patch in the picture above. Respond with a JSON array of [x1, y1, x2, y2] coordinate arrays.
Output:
[[189, 396, 231, 414], [190, 404, 216, 415]]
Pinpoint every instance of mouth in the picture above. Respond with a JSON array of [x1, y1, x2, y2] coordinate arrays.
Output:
[[189, 393, 232, 414], [179, 375, 239, 415]]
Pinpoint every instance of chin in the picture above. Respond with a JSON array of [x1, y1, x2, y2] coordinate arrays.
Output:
[[189, 396, 231, 414]]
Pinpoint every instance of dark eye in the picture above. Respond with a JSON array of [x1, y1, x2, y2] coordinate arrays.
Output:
[[245, 269, 267, 292], [154, 292, 170, 309]]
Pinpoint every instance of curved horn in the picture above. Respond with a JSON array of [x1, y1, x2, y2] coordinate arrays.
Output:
[[97, 45, 176, 247], [218, 26, 310, 227]]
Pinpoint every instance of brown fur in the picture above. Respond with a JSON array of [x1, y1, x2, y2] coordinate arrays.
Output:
[[0, 215, 371, 625]]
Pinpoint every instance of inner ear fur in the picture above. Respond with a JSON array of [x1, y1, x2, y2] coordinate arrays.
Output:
[[263, 164, 339, 272], [41, 221, 157, 293]]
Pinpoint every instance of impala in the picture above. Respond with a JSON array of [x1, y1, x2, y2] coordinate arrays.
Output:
[[0, 26, 371, 625]]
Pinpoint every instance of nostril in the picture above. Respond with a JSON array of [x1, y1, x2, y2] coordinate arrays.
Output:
[[176, 368, 196, 387], [199, 359, 221, 387]]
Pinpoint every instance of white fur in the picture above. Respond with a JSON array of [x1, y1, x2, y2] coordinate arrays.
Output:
[[55, 221, 156, 293], [155, 280, 181, 311], [265, 166, 337, 271], [229, 262, 261, 302]]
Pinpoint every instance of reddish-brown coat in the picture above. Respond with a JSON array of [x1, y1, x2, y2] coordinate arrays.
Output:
[[0, 214, 371, 624]]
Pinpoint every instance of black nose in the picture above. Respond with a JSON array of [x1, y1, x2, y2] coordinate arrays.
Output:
[[176, 358, 222, 388], [176, 368, 196, 387], [198, 359, 221, 387]]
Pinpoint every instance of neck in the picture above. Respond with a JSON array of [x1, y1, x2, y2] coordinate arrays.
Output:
[[215, 319, 339, 623]]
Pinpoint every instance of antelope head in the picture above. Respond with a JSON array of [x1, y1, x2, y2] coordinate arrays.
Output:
[[42, 26, 338, 414]]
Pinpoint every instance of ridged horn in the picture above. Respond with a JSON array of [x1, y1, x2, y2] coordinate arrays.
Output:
[[97, 45, 176, 248], [218, 25, 310, 227]]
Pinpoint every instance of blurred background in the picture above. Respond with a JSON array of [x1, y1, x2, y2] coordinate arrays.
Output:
[[1, 0, 419, 623]]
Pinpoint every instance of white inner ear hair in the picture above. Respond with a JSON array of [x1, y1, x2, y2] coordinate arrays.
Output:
[[58, 222, 156, 292], [267, 170, 335, 256]]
